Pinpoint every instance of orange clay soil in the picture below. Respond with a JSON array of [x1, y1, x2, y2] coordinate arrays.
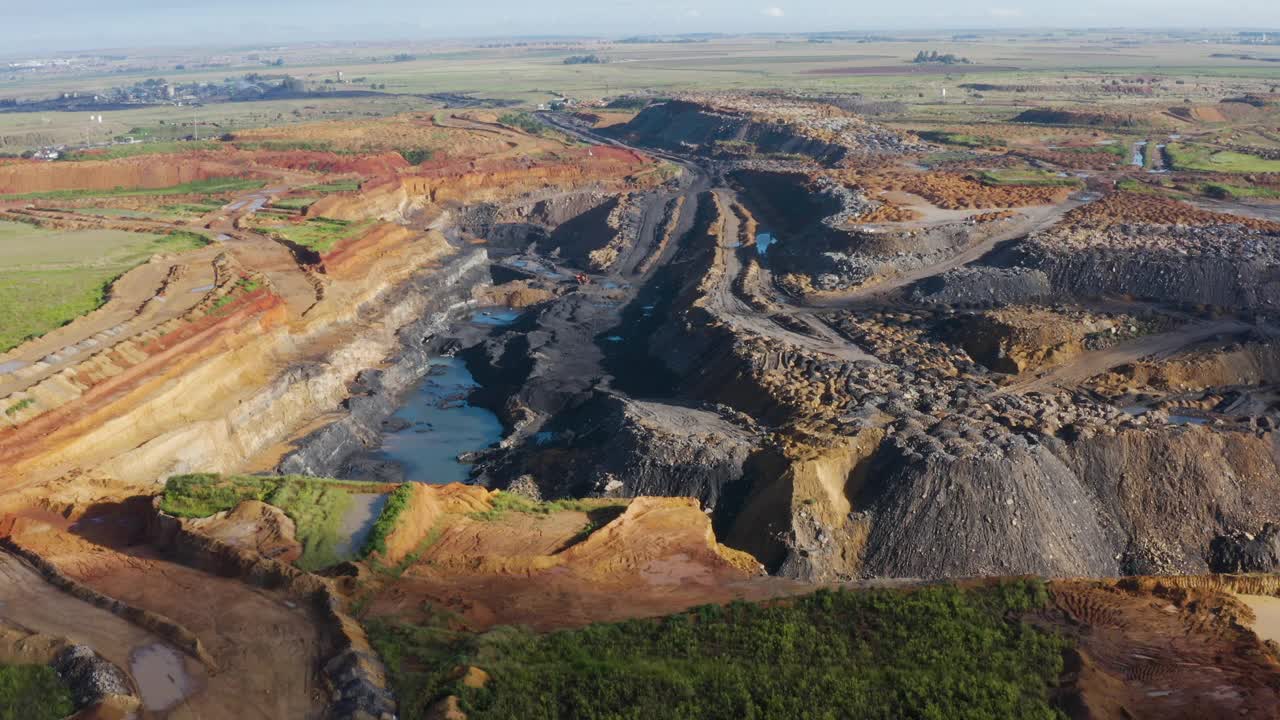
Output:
[[842, 169, 1073, 210], [1042, 578, 1280, 719], [358, 485, 807, 633], [3, 506, 328, 720]]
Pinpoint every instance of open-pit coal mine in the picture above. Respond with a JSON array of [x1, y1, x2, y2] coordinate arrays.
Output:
[[4, 76, 1280, 719]]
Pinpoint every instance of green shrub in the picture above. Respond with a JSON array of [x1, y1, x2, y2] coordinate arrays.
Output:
[[399, 148, 434, 165], [266, 478, 353, 571], [362, 483, 415, 557], [159, 474, 280, 517], [368, 579, 1070, 720], [0, 665, 75, 720], [498, 112, 547, 135]]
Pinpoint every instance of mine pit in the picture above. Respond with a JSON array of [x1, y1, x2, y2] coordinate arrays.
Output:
[[368, 357, 504, 484]]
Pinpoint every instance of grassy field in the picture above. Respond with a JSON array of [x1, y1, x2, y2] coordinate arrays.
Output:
[[0, 221, 208, 352], [160, 473, 398, 570], [0, 176, 265, 202], [976, 168, 1082, 187], [368, 579, 1069, 720], [261, 217, 374, 252], [63, 139, 222, 161], [302, 179, 362, 193], [0, 665, 75, 720], [266, 478, 355, 572], [3, 32, 1276, 153], [1165, 143, 1280, 174]]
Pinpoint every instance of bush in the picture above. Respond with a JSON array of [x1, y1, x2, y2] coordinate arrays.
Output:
[[497, 112, 547, 136], [362, 483, 415, 557], [159, 474, 280, 518], [369, 579, 1071, 720]]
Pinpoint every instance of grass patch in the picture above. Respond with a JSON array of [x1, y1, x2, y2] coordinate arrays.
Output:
[[208, 277, 263, 314], [1166, 143, 1280, 174], [975, 169, 1081, 187], [62, 140, 221, 161], [262, 217, 373, 252], [399, 148, 435, 165], [498, 112, 548, 136], [1200, 181, 1280, 200], [302, 179, 361, 193], [161, 473, 397, 571], [0, 222, 208, 353], [1, 176, 265, 202], [368, 579, 1070, 720], [1057, 143, 1127, 158], [362, 483, 415, 558], [4, 398, 33, 416], [233, 140, 341, 153], [917, 130, 1006, 148], [465, 491, 627, 522], [0, 665, 75, 720], [159, 473, 280, 518], [271, 196, 318, 211], [266, 478, 354, 572]]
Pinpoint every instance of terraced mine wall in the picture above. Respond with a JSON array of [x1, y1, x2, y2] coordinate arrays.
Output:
[[611, 191, 1280, 582], [612, 101, 848, 163], [0, 232, 485, 492], [1012, 247, 1280, 310], [277, 250, 490, 478]]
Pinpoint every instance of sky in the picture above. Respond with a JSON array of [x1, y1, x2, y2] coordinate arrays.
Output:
[[5, 0, 1279, 54]]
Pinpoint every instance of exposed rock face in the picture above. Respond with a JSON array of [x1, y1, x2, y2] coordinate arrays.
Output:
[[1008, 222, 1280, 310], [53, 644, 135, 709], [611, 95, 926, 162], [278, 251, 489, 479], [499, 393, 762, 507], [1209, 523, 1280, 573], [911, 267, 1052, 307]]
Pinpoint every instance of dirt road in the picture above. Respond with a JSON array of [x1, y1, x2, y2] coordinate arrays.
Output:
[[1000, 319, 1251, 394]]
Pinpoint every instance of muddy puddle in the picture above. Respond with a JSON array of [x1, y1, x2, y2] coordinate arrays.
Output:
[[369, 357, 503, 484], [1240, 595, 1280, 644], [130, 643, 195, 712], [334, 493, 388, 559]]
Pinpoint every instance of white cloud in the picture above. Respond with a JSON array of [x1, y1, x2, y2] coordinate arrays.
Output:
[[988, 7, 1024, 17], [761, 6, 785, 17], [684, 8, 701, 17]]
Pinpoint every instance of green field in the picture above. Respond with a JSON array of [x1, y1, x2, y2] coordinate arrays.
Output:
[[0, 665, 75, 720], [0, 221, 208, 352], [1166, 143, 1280, 174], [0, 176, 265, 202], [62, 139, 222, 161], [2, 32, 1276, 154], [369, 579, 1069, 720], [261, 217, 374, 252], [160, 473, 395, 571]]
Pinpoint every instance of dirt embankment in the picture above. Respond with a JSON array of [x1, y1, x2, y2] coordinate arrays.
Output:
[[0, 230, 478, 496], [364, 488, 772, 633], [0, 155, 252, 195], [310, 148, 653, 222]]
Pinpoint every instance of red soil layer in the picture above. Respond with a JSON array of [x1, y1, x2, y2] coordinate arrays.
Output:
[[0, 155, 248, 195]]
